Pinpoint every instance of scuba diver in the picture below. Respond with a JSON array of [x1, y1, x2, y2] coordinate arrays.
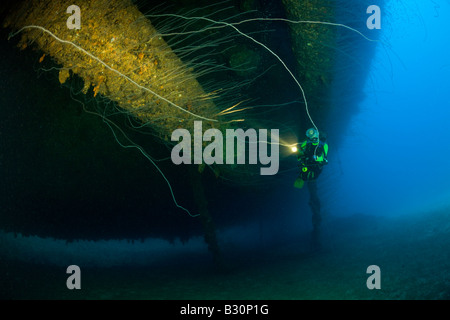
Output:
[[294, 128, 328, 189], [293, 128, 328, 249]]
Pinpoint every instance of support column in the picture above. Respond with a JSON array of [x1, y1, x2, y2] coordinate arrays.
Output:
[[189, 168, 221, 267], [307, 180, 322, 249]]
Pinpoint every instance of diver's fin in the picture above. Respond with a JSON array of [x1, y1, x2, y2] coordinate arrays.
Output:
[[294, 178, 304, 189]]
